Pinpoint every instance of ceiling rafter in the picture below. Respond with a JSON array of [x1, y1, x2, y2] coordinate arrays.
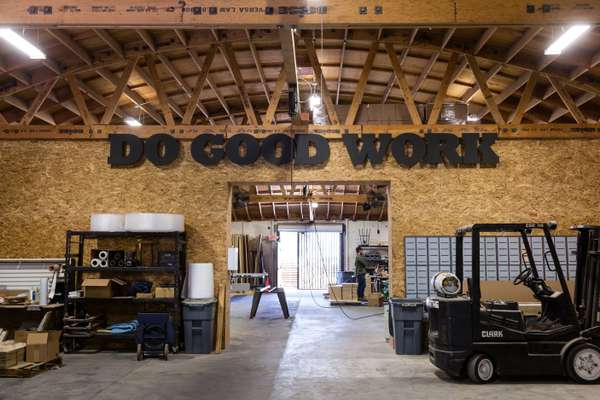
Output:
[[382, 28, 418, 104], [412, 28, 455, 97]]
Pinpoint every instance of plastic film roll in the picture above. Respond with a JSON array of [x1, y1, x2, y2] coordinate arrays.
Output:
[[187, 263, 214, 299], [90, 213, 125, 232], [98, 251, 109, 260], [100, 259, 108, 268], [125, 213, 185, 232], [91, 258, 101, 268]]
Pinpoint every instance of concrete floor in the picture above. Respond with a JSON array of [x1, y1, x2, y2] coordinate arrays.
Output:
[[0, 291, 598, 399]]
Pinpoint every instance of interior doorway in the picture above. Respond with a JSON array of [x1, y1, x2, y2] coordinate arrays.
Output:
[[230, 182, 390, 295]]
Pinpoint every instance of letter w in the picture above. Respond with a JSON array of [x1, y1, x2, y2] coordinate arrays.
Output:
[[343, 134, 391, 166]]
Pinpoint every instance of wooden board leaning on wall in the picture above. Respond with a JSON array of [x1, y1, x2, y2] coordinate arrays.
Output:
[[3, 124, 600, 140]]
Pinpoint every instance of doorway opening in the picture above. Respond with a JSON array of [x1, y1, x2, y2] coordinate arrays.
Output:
[[229, 182, 390, 296]]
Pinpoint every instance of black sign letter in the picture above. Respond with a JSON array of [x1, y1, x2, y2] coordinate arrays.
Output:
[[108, 134, 144, 166], [225, 134, 260, 165], [191, 134, 225, 165], [424, 133, 460, 166], [295, 134, 330, 166], [390, 134, 426, 167], [261, 134, 293, 166], [144, 134, 180, 166], [343, 134, 391, 166]]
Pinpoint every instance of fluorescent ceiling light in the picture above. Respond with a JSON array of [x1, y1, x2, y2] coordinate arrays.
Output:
[[309, 94, 322, 111], [545, 25, 591, 55], [0, 28, 46, 59], [124, 117, 142, 127], [467, 114, 480, 123]]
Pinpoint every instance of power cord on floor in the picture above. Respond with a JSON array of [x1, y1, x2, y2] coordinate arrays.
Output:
[[308, 223, 384, 321]]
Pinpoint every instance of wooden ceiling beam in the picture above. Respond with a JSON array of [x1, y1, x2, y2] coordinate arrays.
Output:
[[412, 28, 455, 97], [263, 68, 287, 126], [385, 42, 421, 125], [65, 73, 96, 125], [549, 92, 596, 122], [245, 29, 270, 104], [382, 28, 418, 104], [302, 31, 339, 125], [477, 71, 532, 120], [93, 29, 125, 59], [345, 42, 378, 125], [46, 29, 93, 66], [511, 72, 538, 125], [335, 28, 349, 105], [100, 58, 139, 124], [461, 27, 542, 103], [466, 54, 505, 124], [145, 55, 176, 126], [183, 45, 217, 125], [547, 75, 587, 124], [20, 78, 58, 125], [427, 53, 459, 125]]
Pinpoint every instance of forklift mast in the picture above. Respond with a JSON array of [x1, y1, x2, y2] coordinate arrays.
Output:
[[571, 225, 600, 330], [455, 223, 578, 339]]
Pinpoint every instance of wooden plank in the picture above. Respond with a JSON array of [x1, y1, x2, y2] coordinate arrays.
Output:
[[145, 55, 176, 126], [345, 42, 378, 125], [511, 72, 538, 124], [183, 45, 217, 125], [279, 26, 300, 121], [465, 54, 505, 124], [100, 59, 138, 125], [385, 43, 421, 125], [46, 29, 92, 65], [215, 283, 225, 354], [263, 69, 287, 126], [302, 32, 339, 125], [546, 75, 587, 124], [20, 78, 58, 125], [249, 194, 369, 203], [427, 53, 459, 125], [4, 123, 600, 140], [220, 41, 259, 125], [246, 29, 270, 103], [6, 1, 600, 26], [65, 74, 95, 126]]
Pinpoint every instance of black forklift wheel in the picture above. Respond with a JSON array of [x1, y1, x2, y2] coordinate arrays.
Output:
[[566, 344, 600, 384], [467, 354, 496, 384]]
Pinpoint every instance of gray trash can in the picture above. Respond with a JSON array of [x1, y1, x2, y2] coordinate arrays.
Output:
[[390, 298, 424, 355], [183, 299, 216, 354]]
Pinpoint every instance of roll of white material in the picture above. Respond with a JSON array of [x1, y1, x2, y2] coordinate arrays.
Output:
[[100, 259, 108, 268], [188, 263, 214, 299], [90, 213, 125, 232], [98, 251, 109, 260], [124, 213, 185, 232], [39, 278, 48, 306], [91, 258, 101, 268]]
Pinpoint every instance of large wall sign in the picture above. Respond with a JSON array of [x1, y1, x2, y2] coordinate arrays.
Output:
[[108, 132, 499, 167]]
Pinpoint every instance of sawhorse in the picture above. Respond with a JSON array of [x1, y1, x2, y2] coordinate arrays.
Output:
[[249, 286, 290, 319]]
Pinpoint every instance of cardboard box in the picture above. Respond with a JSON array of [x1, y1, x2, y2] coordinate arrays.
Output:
[[14, 330, 60, 363], [136, 292, 154, 299], [368, 294, 383, 307], [154, 286, 175, 298], [342, 283, 358, 300], [0, 341, 26, 368], [82, 278, 127, 298], [328, 285, 343, 301]]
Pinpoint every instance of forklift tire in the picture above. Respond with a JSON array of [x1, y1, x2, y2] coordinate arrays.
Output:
[[467, 354, 496, 384], [566, 344, 600, 384]]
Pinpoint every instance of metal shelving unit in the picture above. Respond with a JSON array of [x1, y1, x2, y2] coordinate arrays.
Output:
[[63, 230, 186, 352]]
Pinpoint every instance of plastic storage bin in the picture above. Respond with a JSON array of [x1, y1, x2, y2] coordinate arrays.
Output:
[[183, 299, 216, 354], [390, 298, 424, 355]]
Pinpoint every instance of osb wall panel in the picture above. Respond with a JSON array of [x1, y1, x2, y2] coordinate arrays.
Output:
[[2, 139, 600, 296]]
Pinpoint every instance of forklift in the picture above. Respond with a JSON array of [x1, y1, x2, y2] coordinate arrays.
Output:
[[427, 222, 600, 383]]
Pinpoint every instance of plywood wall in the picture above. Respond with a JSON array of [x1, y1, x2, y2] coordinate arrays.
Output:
[[2, 138, 600, 296]]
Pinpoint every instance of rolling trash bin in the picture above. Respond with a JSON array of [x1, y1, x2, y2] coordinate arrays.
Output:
[[183, 298, 216, 354], [390, 298, 424, 355]]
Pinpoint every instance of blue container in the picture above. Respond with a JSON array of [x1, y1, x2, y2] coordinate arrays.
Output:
[[183, 299, 216, 354], [390, 298, 424, 355]]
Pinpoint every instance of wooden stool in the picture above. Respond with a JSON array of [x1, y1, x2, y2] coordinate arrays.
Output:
[[250, 287, 290, 319]]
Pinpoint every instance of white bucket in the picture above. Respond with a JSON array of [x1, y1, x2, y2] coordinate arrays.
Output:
[[188, 263, 214, 299]]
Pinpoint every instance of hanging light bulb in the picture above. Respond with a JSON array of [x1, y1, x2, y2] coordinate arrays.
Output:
[[309, 93, 322, 111]]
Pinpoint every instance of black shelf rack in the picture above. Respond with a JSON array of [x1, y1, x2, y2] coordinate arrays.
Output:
[[64, 230, 186, 352]]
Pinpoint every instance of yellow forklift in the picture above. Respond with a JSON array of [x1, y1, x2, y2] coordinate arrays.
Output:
[[427, 222, 600, 383]]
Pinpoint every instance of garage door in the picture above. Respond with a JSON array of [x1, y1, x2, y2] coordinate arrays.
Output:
[[404, 236, 578, 298]]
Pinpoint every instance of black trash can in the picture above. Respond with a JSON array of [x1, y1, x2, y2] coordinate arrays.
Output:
[[390, 298, 424, 355], [183, 299, 216, 354]]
